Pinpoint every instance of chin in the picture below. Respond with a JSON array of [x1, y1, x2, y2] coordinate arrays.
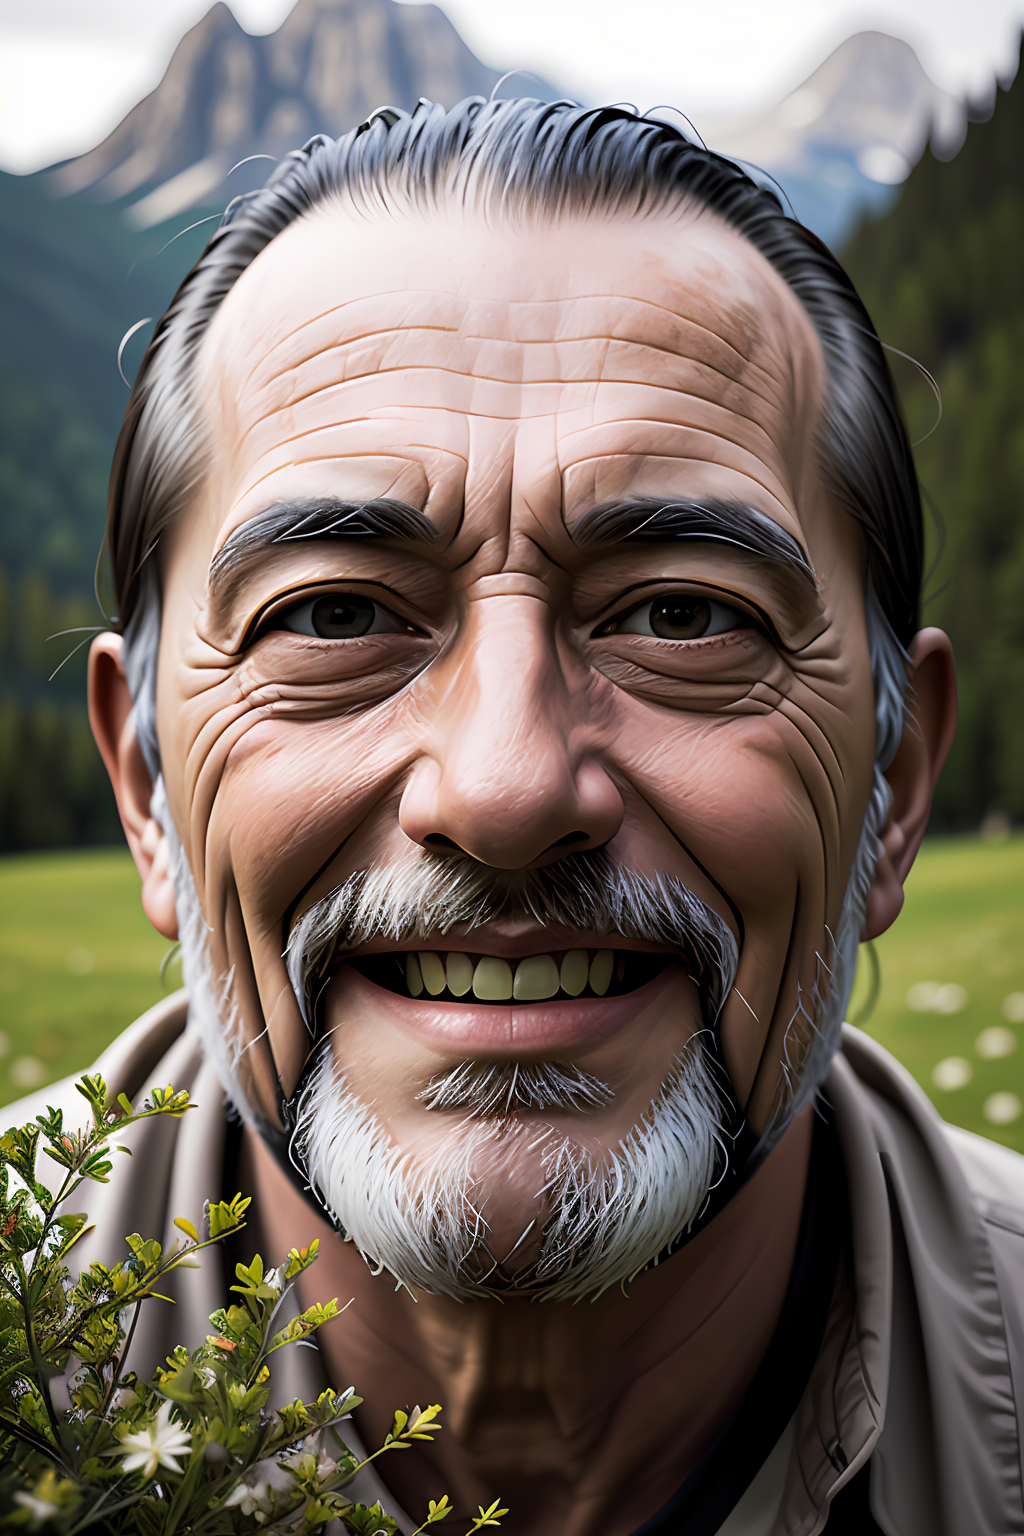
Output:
[[290, 1033, 729, 1302]]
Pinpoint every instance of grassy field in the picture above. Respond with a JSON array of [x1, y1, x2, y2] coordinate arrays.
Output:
[[1, 838, 1021, 1150], [848, 832, 1023, 1151], [0, 849, 173, 1105]]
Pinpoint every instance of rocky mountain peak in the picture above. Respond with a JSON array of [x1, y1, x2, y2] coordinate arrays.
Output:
[[51, 0, 555, 227], [701, 31, 963, 182], [697, 30, 965, 241], [48, 11, 973, 247]]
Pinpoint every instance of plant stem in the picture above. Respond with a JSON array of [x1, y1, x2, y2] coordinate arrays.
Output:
[[14, 1250, 65, 1450], [85, 1298, 143, 1460], [65, 1481, 149, 1535]]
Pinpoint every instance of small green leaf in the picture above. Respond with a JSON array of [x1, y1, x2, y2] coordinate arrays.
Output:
[[35, 1107, 64, 1139], [469, 1499, 510, 1530], [82, 1153, 114, 1182], [283, 1240, 320, 1279], [74, 1073, 108, 1111], [394, 1403, 444, 1442], [173, 1217, 199, 1242]]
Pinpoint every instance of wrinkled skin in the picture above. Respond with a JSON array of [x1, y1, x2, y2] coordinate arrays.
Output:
[[90, 202, 955, 1534]]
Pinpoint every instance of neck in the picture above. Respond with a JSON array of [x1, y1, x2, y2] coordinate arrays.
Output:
[[238, 1106, 813, 1536]]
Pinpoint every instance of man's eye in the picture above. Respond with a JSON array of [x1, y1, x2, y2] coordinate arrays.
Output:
[[611, 594, 753, 640], [272, 592, 409, 639]]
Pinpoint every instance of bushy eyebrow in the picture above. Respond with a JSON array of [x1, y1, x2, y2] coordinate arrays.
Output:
[[207, 496, 439, 617], [569, 497, 818, 592]]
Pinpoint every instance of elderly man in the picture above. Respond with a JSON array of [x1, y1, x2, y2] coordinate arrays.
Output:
[[30, 97, 1024, 1532]]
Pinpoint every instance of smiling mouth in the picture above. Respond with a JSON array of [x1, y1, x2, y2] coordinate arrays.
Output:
[[348, 948, 673, 1003]]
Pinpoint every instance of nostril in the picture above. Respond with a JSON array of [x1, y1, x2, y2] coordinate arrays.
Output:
[[424, 833, 461, 851], [546, 830, 590, 852]]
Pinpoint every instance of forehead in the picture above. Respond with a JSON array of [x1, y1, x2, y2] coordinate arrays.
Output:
[[193, 198, 829, 554]]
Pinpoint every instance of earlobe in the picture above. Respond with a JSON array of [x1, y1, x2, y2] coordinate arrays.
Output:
[[862, 627, 957, 941], [88, 633, 179, 941]]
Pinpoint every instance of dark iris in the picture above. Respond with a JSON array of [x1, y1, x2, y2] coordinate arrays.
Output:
[[649, 595, 712, 639], [309, 594, 376, 638]]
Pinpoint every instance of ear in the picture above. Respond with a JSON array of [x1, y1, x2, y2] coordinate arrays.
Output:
[[88, 632, 179, 940], [862, 627, 957, 940]]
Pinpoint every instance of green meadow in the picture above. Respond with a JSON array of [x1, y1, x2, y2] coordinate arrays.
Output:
[[1, 838, 1021, 1152], [847, 832, 1023, 1152]]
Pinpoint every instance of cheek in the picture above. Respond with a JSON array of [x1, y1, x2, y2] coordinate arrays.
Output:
[[158, 629, 428, 904], [611, 682, 870, 921], [617, 718, 813, 930], [606, 663, 875, 1122], [188, 704, 422, 1116], [206, 707, 417, 926]]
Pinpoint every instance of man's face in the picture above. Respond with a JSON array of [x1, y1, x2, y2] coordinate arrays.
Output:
[[154, 200, 876, 1277]]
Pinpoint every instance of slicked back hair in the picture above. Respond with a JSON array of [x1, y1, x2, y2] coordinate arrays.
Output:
[[110, 95, 923, 775]]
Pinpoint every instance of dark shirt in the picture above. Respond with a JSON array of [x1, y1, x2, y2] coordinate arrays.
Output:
[[632, 1113, 883, 1534]]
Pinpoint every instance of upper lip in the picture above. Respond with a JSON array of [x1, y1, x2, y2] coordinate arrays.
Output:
[[336, 927, 681, 962]]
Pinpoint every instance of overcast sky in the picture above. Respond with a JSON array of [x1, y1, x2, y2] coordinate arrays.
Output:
[[1, 0, 1022, 173]]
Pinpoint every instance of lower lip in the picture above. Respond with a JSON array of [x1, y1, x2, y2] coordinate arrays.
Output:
[[327, 959, 694, 1056]]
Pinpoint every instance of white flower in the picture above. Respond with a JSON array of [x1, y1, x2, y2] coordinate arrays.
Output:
[[115, 1399, 192, 1479], [13, 1489, 60, 1523], [223, 1477, 270, 1517], [280, 1432, 338, 1484], [314, 1449, 339, 1485], [223, 1456, 296, 1516]]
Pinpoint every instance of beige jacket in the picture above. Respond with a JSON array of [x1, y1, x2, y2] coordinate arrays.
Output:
[[7, 992, 1024, 1535]]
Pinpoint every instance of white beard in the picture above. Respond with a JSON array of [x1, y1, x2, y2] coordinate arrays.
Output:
[[291, 1035, 727, 1302]]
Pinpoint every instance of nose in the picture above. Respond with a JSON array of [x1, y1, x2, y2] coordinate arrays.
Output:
[[399, 596, 623, 869]]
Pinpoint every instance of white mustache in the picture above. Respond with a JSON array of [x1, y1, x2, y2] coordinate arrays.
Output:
[[417, 1059, 616, 1116], [284, 847, 738, 1033]]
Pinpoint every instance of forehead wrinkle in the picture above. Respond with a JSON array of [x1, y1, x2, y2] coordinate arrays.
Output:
[[238, 415, 791, 518], [230, 317, 795, 444], [237, 382, 786, 454], [587, 354, 792, 447], [240, 413, 476, 464], [242, 322, 462, 407], [230, 281, 780, 414], [201, 206, 826, 572], [244, 301, 770, 401], [238, 360, 772, 440], [225, 296, 798, 456], [558, 445, 798, 526], [210, 197, 823, 395], [458, 297, 761, 367], [234, 418, 800, 551], [224, 449, 438, 519], [556, 413, 796, 476], [234, 371, 792, 458], [248, 286, 757, 355], [228, 296, 461, 398]]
